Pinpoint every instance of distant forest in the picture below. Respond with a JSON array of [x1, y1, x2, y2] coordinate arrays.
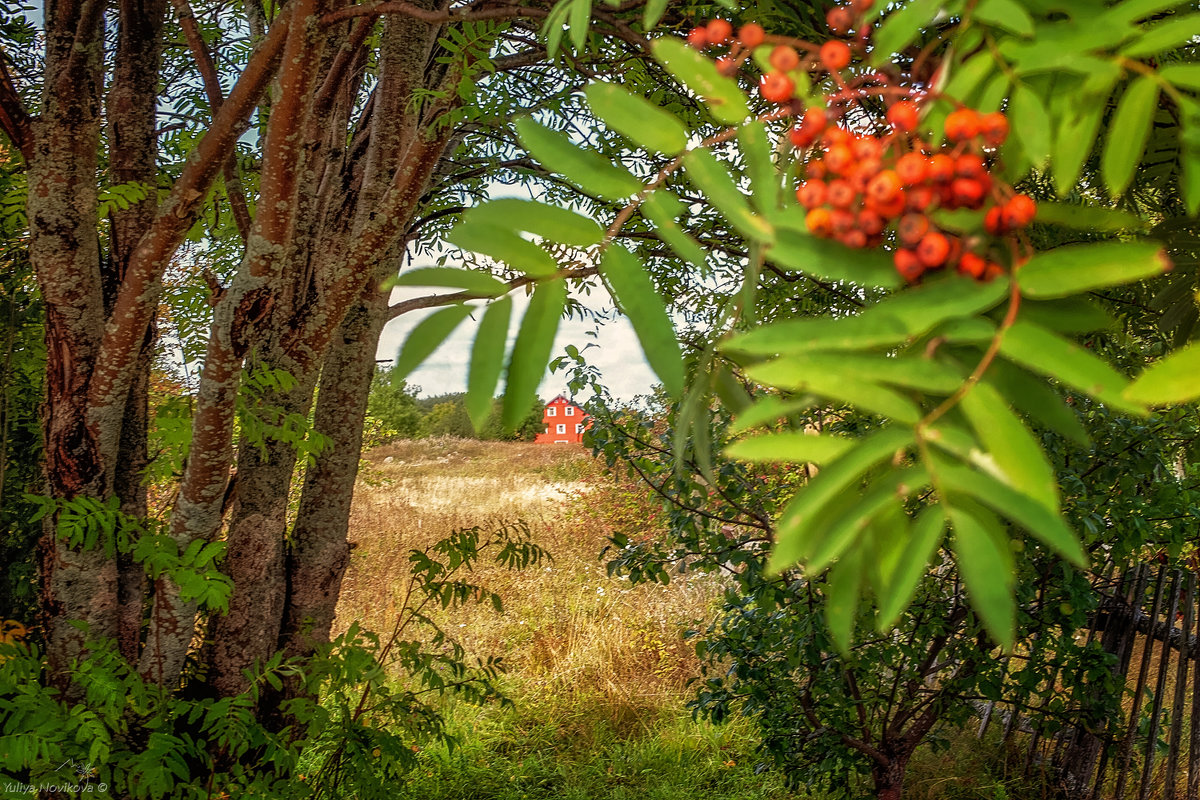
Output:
[[366, 364, 547, 445]]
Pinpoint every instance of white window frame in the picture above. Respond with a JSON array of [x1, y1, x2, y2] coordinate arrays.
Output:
[[546, 406, 556, 416], [565, 406, 574, 416], [575, 423, 584, 434], [556, 423, 566, 434]]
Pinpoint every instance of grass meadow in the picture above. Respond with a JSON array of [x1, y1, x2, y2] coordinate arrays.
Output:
[[333, 438, 1020, 800]]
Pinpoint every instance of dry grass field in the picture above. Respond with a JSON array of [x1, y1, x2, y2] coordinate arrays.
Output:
[[333, 437, 795, 799]]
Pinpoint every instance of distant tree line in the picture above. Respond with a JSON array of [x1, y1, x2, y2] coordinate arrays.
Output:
[[365, 363, 545, 446]]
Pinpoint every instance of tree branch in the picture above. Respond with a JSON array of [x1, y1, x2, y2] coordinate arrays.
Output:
[[320, 0, 549, 27], [0, 53, 32, 160]]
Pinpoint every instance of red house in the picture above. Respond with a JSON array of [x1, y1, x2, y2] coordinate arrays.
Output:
[[534, 395, 590, 444]]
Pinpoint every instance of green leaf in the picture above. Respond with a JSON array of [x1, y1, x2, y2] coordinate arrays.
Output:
[[599, 245, 685, 398], [871, 0, 943, 66], [568, 0, 591, 52], [467, 297, 513, 432], [1034, 201, 1149, 232], [643, 0, 667, 28], [745, 360, 923, 423], [983, 357, 1091, 447], [937, 458, 1086, 567], [1054, 93, 1108, 196], [652, 37, 750, 125], [585, 82, 689, 155], [949, 505, 1015, 650], [392, 267, 508, 296], [503, 279, 566, 429], [1102, 77, 1159, 198], [747, 352, 962, 394], [683, 149, 775, 244], [768, 427, 914, 573], [1018, 241, 1168, 298], [739, 122, 780, 213], [465, 198, 606, 247], [1122, 14, 1200, 57], [824, 547, 864, 657], [393, 305, 474, 381], [447, 218, 558, 277], [1160, 63, 1200, 91], [1015, 298, 1118, 334], [642, 190, 708, 268], [975, 0, 1034, 36], [940, 51, 997, 107], [1010, 83, 1052, 167], [1125, 343, 1200, 405], [999, 320, 1142, 413], [959, 381, 1058, 511], [515, 118, 643, 201], [766, 228, 903, 289], [875, 507, 946, 630], [808, 469, 929, 573], [728, 394, 816, 434], [725, 431, 856, 464]]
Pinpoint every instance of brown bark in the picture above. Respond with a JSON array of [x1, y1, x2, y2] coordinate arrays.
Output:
[[0, 55, 32, 161], [107, 0, 168, 665], [30, 0, 112, 680]]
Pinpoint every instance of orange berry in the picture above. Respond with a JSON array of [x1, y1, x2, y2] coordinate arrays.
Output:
[[820, 40, 853, 71], [827, 178, 857, 209], [806, 207, 834, 237], [1004, 194, 1037, 228], [760, 72, 796, 104], [706, 19, 733, 44], [769, 45, 801, 72], [928, 154, 955, 183], [906, 185, 936, 212], [868, 191, 906, 219], [951, 177, 986, 209], [715, 56, 737, 76], [887, 101, 920, 133], [822, 127, 853, 148], [807, 159, 828, 179], [894, 248, 925, 282], [944, 108, 980, 142], [841, 229, 868, 248], [738, 22, 766, 49], [917, 231, 951, 267], [790, 107, 827, 148], [825, 143, 855, 175], [827, 6, 854, 35], [796, 180, 828, 209], [895, 152, 928, 186], [830, 208, 856, 233], [979, 112, 1009, 147], [897, 213, 929, 247], [983, 261, 1006, 281], [852, 136, 881, 161], [687, 27, 709, 48], [850, 158, 882, 193], [867, 170, 902, 204], [957, 252, 987, 279]]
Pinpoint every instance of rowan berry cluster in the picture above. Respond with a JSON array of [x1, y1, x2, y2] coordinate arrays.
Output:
[[685, 4, 1037, 284]]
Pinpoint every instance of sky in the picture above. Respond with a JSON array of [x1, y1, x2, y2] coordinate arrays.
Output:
[[376, 285, 659, 403]]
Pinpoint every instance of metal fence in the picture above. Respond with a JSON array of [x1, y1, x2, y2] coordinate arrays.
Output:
[[978, 563, 1199, 799]]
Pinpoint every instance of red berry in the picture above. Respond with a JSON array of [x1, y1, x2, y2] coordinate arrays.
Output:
[[715, 56, 737, 76], [917, 231, 951, 267], [867, 169, 902, 204], [984, 206, 1007, 235], [887, 101, 920, 133], [760, 72, 796, 104], [868, 191, 906, 219], [1004, 194, 1037, 228], [957, 252, 987, 279], [928, 154, 955, 183], [769, 45, 801, 72], [830, 208, 856, 233], [806, 207, 834, 237], [850, 158, 882, 193], [955, 153, 988, 180], [894, 248, 925, 282], [827, 6, 854, 35], [857, 209, 885, 236], [951, 177, 986, 209], [944, 108, 981, 142], [822, 127, 853, 148], [841, 229, 869, 248], [852, 136, 882, 161], [738, 22, 766, 49], [820, 40, 853, 71], [983, 262, 1006, 281], [906, 185, 936, 212], [687, 27, 709, 49], [796, 180, 828, 209], [979, 112, 1009, 147], [706, 19, 733, 44], [897, 213, 929, 247], [790, 107, 827, 148], [807, 159, 828, 179], [827, 178, 857, 209]]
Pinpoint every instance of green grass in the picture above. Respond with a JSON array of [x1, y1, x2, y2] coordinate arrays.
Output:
[[397, 695, 799, 800]]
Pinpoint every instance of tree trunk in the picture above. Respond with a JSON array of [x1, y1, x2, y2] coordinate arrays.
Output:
[[872, 754, 910, 800]]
